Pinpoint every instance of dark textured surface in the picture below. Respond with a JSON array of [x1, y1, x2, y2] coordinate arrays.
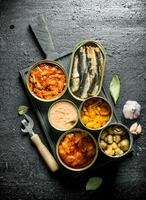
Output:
[[0, 0, 146, 199]]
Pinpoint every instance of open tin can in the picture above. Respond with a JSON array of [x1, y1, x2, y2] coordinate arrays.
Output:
[[68, 40, 106, 101], [48, 99, 79, 131], [26, 59, 68, 102], [98, 123, 133, 158], [79, 96, 113, 131], [56, 128, 98, 171]]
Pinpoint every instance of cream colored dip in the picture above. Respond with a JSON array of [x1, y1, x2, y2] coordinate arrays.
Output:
[[49, 101, 78, 130]]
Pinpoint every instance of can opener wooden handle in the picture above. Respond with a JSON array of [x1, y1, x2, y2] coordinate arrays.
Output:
[[21, 114, 59, 172]]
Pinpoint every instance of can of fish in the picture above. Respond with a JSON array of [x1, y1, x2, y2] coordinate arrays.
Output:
[[26, 59, 68, 102], [68, 40, 106, 101]]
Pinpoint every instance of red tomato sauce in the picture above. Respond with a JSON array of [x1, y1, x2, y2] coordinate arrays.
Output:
[[58, 131, 96, 169], [28, 63, 66, 99]]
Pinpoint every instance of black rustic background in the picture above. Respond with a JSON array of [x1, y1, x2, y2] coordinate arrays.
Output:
[[0, 0, 146, 200]]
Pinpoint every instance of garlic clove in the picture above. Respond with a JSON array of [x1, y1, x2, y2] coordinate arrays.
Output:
[[130, 122, 142, 135], [136, 124, 142, 135], [130, 122, 138, 133]]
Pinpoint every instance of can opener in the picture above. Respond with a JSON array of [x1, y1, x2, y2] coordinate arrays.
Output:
[[21, 114, 59, 172]]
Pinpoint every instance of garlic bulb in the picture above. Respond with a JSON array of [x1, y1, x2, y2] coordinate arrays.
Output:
[[130, 122, 142, 135], [123, 101, 141, 119]]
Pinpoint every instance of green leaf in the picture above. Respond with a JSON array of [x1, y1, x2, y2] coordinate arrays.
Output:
[[17, 105, 29, 115], [109, 75, 120, 104], [86, 177, 103, 191]]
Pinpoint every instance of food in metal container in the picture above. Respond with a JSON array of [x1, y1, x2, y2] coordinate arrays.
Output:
[[28, 63, 66, 100], [80, 97, 112, 130], [48, 100, 78, 131], [99, 124, 131, 157], [69, 40, 106, 101], [58, 131, 97, 169]]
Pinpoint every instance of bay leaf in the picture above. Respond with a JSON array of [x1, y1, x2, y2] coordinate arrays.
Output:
[[109, 75, 120, 104], [86, 177, 103, 191], [18, 105, 29, 115]]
